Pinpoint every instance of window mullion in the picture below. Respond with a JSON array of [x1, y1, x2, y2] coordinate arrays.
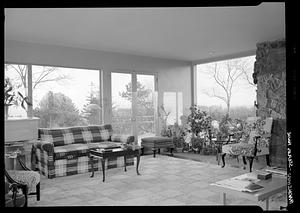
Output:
[[27, 64, 33, 118]]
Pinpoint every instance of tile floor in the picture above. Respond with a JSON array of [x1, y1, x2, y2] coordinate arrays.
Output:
[[28, 154, 287, 210]]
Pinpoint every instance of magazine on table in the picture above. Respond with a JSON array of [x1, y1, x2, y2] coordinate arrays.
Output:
[[212, 173, 264, 193]]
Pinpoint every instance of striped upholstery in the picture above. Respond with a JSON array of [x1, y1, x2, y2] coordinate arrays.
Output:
[[54, 144, 89, 160], [39, 124, 113, 147], [33, 124, 134, 179]]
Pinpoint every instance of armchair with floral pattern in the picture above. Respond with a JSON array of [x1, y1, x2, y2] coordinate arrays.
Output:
[[220, 117, 273, 172]]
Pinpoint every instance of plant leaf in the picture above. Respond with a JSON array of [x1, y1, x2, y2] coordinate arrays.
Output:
[[18, 92, 24, 99]]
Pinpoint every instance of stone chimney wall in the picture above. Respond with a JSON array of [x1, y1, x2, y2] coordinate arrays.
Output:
[[253, 39, 286, 168]]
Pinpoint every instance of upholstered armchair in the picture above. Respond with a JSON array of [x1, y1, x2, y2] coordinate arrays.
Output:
[[5, 154, 41, 207], [220, 117, 273, 172]]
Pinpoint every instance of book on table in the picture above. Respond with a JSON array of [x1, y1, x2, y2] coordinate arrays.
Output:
[[243, 182, 264, 192]]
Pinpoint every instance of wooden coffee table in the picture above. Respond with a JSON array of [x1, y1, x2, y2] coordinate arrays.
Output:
[[89, 146, 141, 182], [211, 172, 287, 210]]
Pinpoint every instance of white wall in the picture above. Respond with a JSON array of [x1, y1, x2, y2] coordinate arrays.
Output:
[[5, 40, 192, 129]]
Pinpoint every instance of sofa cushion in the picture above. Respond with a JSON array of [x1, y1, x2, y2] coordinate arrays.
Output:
[[54, 144, 90, 160], [85, 125, 112, 142]]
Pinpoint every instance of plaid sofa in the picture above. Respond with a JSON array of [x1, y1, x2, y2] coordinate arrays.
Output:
[[32, 124, 135, 179]]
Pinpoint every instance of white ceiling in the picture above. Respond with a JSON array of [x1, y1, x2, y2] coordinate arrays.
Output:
[[4, 3, 285, 62]]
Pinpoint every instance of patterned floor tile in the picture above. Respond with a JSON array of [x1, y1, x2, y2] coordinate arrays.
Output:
[[28, 154, 287, 208]]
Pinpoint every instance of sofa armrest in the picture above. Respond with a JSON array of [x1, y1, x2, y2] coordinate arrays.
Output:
[[34, 140, 54, 154], [111, 134, 134, 144]]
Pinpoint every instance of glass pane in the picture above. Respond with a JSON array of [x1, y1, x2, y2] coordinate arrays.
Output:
[[196, 55, 256, 120], [136, 74, 156, 142], [32, 65, 101, 128], [162, 92, 183, 125], [111, 72, 132, 134], [177, 92, 183, 125], [5, 64, 28, 118], [196, 55, 257, 138], [163, 92, 177, 125]]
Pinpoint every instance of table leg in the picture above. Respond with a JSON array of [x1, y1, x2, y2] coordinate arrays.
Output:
[[223, 192, 226, 205], [101, 158, 106, 182], [265, 198, 269, 210], [90, 155, 94, 178], [221, 153, 226, 168], [124, 155, 127, 172], [136, 151, 141, 175]]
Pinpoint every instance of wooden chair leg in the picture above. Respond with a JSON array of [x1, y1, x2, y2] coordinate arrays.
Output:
[[221, 153, 226, 168], [20, 184, 28, 207], [248, 157, 254, 172], [242, 156, 247, 170], [266, 155, 271, 167], [216, 152, 220, 165], [36, 182, 40, 201]]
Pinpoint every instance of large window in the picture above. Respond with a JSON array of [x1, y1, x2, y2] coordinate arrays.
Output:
[[196, 55, 256, 122], [5, 63, 102, 128]]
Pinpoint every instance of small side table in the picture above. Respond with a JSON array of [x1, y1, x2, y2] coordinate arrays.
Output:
[[89, 146, 141, 182]]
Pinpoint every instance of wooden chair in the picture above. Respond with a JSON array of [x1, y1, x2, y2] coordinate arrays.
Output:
[[5, 155, 41, 207], [220, 117, 273, 172]]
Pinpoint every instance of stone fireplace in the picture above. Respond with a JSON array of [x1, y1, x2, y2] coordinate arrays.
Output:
[[253, 39, 286, 168]]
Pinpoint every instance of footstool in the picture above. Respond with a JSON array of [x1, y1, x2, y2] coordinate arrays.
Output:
[[141, 136, 174, 157]]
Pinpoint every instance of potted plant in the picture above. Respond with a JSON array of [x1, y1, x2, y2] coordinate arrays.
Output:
[[187, 105, 212, 154], [4, 77, 32, 119]]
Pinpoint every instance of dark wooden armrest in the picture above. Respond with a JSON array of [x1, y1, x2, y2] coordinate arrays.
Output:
[[17, 156, 31, 171], [4, 169, 27, 188]]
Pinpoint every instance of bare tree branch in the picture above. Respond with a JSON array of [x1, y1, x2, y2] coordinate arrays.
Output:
[[200, 57, 255, 116]]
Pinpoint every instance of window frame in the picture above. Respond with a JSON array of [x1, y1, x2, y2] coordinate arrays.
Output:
[[5, 61, 103, 125]]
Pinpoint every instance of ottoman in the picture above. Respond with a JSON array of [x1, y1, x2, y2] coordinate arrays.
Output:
[[141, 136, 174, 157]]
